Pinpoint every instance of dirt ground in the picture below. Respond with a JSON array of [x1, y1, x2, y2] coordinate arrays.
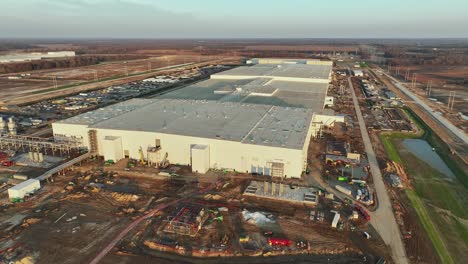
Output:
[[0, 167, 186, 263], [27, 55, 214, 81], [404, 65, 468, 85], [0, 78, 73, 99], [245, 45, 359, 52], [0, 55, 220, 102], [388, 65, 467, 128]]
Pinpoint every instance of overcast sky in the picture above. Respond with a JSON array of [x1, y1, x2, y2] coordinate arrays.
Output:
[[1, 0, 467, 38]]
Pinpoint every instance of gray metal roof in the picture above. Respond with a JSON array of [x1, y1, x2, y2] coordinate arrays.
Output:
[[62, 99, 313, 149], [213, 64, 332, 80], [160, 78, 328, 110], [57, 99, 153, 125], [58, 60, 331, 150]]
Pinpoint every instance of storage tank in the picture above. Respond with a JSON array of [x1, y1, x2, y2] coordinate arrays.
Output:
[[7, 116, 17, 135], [33, 152, 40, 162], [0, 117, 7, 133]]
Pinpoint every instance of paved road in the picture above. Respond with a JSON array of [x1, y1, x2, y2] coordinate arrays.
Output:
[[29, 127, 52, 137], [378, 68, 467, 144], [348, 77, 409, 264]]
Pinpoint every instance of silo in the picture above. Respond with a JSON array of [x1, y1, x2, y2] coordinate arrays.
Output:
[[0, 118, 7, 133], [7, 117, 17, 135], [33, 152, 40, 162]]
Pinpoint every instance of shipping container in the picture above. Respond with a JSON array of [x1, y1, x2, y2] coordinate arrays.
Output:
[[335, 185, 352, 196]]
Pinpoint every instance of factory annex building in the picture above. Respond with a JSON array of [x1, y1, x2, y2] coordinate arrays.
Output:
[[52, 59, 334, 178]]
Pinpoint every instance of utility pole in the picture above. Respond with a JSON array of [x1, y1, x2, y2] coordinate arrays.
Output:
[[124, 61, 128, 76], [94, 70, 98, 81], [411, 73, 417, 89], [448, 91, 456, 111], [396, 66, 400, 76], [147, 61, 151, 72], [405, 68, 410, 81], [198, 46, 203, 63], [52, 76, 58, 89], [426, 80, 432, 97]]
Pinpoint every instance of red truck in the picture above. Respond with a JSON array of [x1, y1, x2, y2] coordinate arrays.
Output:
[[354, 205, 371, 221], [1, 160, 14, 167], [268, 238, 292, 247]]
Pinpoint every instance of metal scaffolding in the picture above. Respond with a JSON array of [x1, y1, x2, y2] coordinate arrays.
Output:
[[0, 134, 85, 156]]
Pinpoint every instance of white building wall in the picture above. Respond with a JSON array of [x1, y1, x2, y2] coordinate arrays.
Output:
[[52, 123, 90, 147], [85, 128, 305, 178]]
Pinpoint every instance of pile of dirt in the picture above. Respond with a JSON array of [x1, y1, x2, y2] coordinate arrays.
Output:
[[204, 194, 223, 200], [21, 218, 41, 228], [14, 256, 34, 264], [111, 192, 139, 203], [64, 192, 89, 200], [122, 207, 136, 214], [392, 161, 412, 188]]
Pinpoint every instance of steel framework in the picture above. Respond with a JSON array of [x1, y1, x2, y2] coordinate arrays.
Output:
[[0, 134, 84, 156]]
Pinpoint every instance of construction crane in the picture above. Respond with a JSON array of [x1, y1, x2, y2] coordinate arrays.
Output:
[[138, 147, 146, 165]]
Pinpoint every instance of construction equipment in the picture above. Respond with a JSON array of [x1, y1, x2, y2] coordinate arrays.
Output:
[[209, 215, 223, 223], [345, 197, 353, 205], [239, 235, 250, 243], [355, 204, 371, 221], [1, 160, 14, 167], [268, 238, 291, 247], [159, 152, 169, 168], [138, 147, 146, 165]]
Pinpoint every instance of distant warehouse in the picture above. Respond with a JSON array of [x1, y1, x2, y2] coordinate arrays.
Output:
[[52, 59, 341, 178]]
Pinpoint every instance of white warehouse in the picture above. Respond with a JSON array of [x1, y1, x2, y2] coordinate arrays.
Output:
[[8, 179, 41, 200], [52, 59, 335, 178]]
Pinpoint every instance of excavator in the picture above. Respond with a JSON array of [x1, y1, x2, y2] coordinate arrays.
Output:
[[138, 147, 146, 165]]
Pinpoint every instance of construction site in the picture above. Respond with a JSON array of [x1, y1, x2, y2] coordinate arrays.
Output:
[[0, 57, 394, 264], [0, 35, 466, 264]]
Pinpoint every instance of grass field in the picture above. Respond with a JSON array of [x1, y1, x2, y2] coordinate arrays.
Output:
[[406, 190, 453, 264], [380, 107, 468, 263]]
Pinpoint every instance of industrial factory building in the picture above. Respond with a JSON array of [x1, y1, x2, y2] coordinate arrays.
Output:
[[52, 59, 337, 178]]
